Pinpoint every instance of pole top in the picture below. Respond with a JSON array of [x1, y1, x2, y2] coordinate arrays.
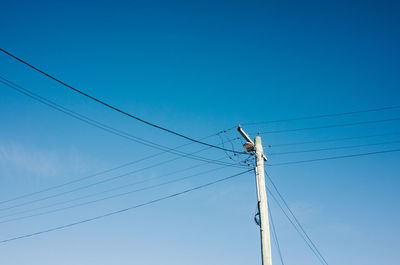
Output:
[[237, 125, 267, 161]]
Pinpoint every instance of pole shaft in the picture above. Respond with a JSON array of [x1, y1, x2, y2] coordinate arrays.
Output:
[[255, 136, 272, 265]]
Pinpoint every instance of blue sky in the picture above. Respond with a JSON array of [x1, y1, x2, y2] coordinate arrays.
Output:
[[0, 0, 400, 264]]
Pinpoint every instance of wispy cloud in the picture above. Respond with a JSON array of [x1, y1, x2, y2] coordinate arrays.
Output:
[[0, 141, 95, 180], [289, 201, 321, 221]]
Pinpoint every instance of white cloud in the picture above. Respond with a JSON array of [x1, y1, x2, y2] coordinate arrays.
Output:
[[0, 141, 94, 180], [289, 201, 321, 221]]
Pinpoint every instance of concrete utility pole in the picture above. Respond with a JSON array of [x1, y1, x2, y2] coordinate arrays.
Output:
[[238, 126, 272, 265]]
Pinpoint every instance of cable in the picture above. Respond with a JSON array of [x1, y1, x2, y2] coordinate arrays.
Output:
[[268, 140, 400, 156], [0, 48, 246, 155], [0, 142, 242, 210], [0, 145, 246, 215], [268, 149, 400, 166], [252, 117, 400, 135], [0, 159, 146, 205], [242, 105, 400, 125], [269, 132, 400, 148], [0, 76, 245, 204], [0, 76, 240, 165], [266, 171, 328, 264], [0, 147, 246, 213], [267, 187, 327, 264], [268, 206, 285, 265], [0, 165, 231, 224], [0, 156, 231, 221], [0, 169, 252, 244]]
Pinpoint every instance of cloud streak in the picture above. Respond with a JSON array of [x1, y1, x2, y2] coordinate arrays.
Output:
[[0, 141, 94, 180]]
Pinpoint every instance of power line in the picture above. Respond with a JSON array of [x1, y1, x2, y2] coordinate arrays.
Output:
[[0, 48, 246, 155], [269, 132, 400, 148], [252, 117, 400, 135], [0, 159, 144, 205], [0, 169, 252, 244], [268, 149, 400, 166], [0, 76, 241, 166], [268, 140, 400, 156], [0, 142, 242, 211], [0, 148, 246, 213], [242, 106, 400, 126], [0, 165, 231, 224], [0, 157, 231, 221], [267, 171, 328, 264], [0, 146, 221, 206], [268, 206, 285, 265], [0, 76, 245, 205], [266, 187, 327, 265], [0, 76, 203, 158]]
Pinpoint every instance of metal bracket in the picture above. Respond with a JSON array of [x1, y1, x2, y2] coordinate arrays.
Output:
[[254, 212, 261, 226], [237, 125, 267, 161]]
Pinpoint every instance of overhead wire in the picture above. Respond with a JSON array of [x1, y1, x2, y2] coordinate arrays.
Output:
[[267, 149, 400, 166], [266, 185, 328, 265], [268, 140, 400, 156], [268, 205, 285, 265], [0, 169, 252, 244], [252, 117, 400, 135], [268, 132, 400, 148], [0, 76, 240, 166], [0, 164, 231, 224], [0, 156, 228, 220], [0, 76, 244, 206], [5, 49, 397, 257], [242, 105, 400, 125], [0, 146, 247, 213], [266, 171, 328, 264], [0, 158, 149, 205], [0, 48, 246, 155], [0, 155, 234, 220], [0, 139, 244, 209], [218, 132, 237, 160], [2, 49, 396, 256], [3, 75, 399, 203]]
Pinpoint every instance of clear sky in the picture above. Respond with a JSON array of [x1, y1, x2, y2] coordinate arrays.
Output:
[[0, 0, 400, 264]]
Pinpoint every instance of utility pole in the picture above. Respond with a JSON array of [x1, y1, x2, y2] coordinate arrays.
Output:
[[238, 125, 272, 265]]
